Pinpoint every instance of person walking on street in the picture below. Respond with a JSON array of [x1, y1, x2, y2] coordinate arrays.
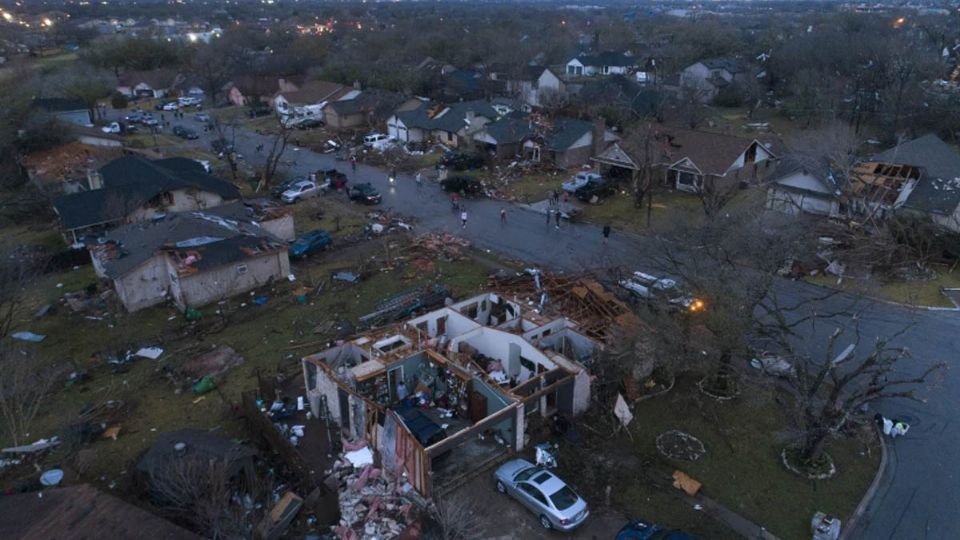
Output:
[[602, 224, 611, 245], [546, 208, 552, 225], [351, 156, 357, 172], [555, 209, 561, 229], [500, 207, 507, 225], [415, 171, 423, 189], [460, 208, 468, 228], [450, 192, 459, 212]]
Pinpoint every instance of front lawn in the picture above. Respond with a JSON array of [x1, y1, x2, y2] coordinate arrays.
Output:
[[559, 376, 878, 540], [805, 264, 960, 308]]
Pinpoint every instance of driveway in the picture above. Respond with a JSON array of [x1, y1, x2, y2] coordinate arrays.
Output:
[[125, 112, 960, 540]]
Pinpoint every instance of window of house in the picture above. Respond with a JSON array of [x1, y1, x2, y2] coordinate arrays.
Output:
[[677, 170, 700, 188]]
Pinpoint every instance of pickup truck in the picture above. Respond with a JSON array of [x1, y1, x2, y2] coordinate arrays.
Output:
[[619, 271, 705, 313]]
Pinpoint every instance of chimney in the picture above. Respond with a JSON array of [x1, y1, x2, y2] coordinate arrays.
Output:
[[87, 169, 104, 190], [592, 117, 607, 157]]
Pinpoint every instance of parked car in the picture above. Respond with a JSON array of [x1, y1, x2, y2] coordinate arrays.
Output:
[[615, 519, 697, 540], [172, 125, 198, 140], [101, 122, 132, 134], [178, 96, 202, 107], [280, 179, 321, 204], [618, 271, 705, 314], [441, 151, 485, 171], [493, 459, 589, 531], [295, 118, 324, 130], [348, 183, 382, 205], [574, 178, 614, 202], [288, 229, 332, 258], [362, 132, 389, 147], [562, 171, 602, 193], [440, 175, 484, 197], [160, 101, 180, 111], [141, 114, 159, 127], [271, 176, 307, 199], [194, 112, 211, 123], [124, 111, 144, 123]]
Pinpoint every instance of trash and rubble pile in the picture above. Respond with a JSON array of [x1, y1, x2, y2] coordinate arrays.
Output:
[[182, 345, 245, 379], [365, 210, 414, 237], [490, 270, 640, 340], [409, 233, 471, 266], [331, 447, 417, 540], [359, 283, 450, 328]]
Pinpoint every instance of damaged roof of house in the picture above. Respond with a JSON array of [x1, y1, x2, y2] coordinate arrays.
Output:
[[653, 126, 775, 176], [91, 210, 281, 279], [395, 99, 499, 133], [871, 133, 960, 215], [137, 429, 256, 479], [53, 156, 241, 230], [0, 484, 201, 540]]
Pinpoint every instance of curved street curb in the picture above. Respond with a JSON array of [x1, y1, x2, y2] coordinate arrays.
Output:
[[839, 424, 888, 540]]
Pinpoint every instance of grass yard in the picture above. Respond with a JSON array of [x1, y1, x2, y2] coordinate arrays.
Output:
[[806, 266, 960, 308], [2, 229, 493, 488], [32, 52, 78, 74], [613, 377, 878, 540], [576, 189, 705, 233]]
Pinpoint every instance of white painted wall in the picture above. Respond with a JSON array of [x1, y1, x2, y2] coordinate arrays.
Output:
[[113, 255, 170, 312], [174, 250, 290, 309]]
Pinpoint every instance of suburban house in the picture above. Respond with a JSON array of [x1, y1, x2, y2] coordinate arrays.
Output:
[[272, 80, 354, 118], [873, 134, 960, 231], [88, 209, 290, 312], [116, 70, 183, 99], [592, 127, 778, 192], [52, 156, 241, 243], [0, 484, 201, 540], [530, 67, 566, 108], [473, 116, 537, 160], [322, 90, 409, 130], [441, 68, 486, 101], [565, 51, 636, 77], [765, 158, 844, 217], [524, 116, 619, 169], [32, 97, 92, 126], [225, 76, 297, 107], [387, 100, 500, 148], [679, 58, 748, 100], [22, 141, 124, 194], [301, 292, 598, 496]]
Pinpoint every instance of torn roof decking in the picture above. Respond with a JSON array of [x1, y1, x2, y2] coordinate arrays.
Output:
[[847, 161, 922, 205]]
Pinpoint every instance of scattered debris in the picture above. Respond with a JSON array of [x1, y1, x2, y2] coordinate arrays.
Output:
[[344, 446, 374, 468], [359, 283, 450, 328], [332, 459, 418, 540], [40, 468, 65, 486], [672, 470, 702, 496], [34, 304, 53, 319], [333, 271, 361, 283], [101, 426, 121, 440], [134, 347, 164, 360], [812, 511, 842, 540], [750, 353, 794, 377], [2, 437, 61, 454], [255, 491, 304, 540], [192, 375, 217, 395], [11, 331, 46, 343], [410, 233, 470, 262]]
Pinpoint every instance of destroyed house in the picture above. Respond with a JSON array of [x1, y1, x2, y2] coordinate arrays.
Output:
[[302, 293, 597, 496], [88, 210, 290, 312]]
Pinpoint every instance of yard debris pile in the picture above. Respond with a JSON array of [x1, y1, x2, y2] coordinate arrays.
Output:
[[409, 233, 471, 270], [182, 346, 244, 378], [364, 209, 414, 236], [331, 446, 418, 540], [490, 270, 639, 341]]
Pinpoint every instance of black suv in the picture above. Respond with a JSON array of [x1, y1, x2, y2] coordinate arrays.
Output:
[[575, 178, 615, 202], [441, 175, 483, 196], [172, 125, 198, 140], [440, 151, 485, 171], [348, 183, 382, 205]]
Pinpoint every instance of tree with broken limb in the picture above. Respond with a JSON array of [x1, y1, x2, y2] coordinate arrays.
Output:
[[650, 204, 817, 398], [211, 117, 242, 186], [257, 115, 292, 193], [755, 304, 945, 474]]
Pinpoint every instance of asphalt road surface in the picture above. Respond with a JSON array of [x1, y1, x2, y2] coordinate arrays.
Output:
[[143, 114, 960, 540]]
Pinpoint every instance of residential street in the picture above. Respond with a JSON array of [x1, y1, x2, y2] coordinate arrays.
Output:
[[171, 120, 960, 539]]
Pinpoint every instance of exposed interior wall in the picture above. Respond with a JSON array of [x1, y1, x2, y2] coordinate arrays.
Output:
[[451, 327, 558, 385], [114, 255, 170, 312], [536, 327, 596, 364], [406, 307, 479, 338]]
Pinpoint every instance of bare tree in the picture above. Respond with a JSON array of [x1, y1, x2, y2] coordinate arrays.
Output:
[[758, 314, 945, 467], [257, 117, 292, 193], [0, 347, 63, 446], [431, 493, 485, 540], [675, 84, 710, 129], [211, 118, 241, 185], [788, 121, 860, 184], [147, 455, 267, 539]]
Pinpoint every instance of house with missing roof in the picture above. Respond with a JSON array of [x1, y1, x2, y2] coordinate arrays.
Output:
[[52, 156, 241, 243], [472, 115, 618, 168], [765, 134, 960, 230], [386, 100, 500, 149], [679, 58, 749, 101], [301, 292, 598, 496], [88, 209, 289, 312], [272, 80, 355, 120], [322, 90, 411, 131]]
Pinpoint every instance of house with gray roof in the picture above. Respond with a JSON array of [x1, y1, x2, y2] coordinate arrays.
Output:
[[386, 100, 500, 149], [878, 134, 960, 232], [52, 156, 241, 243], [765, 157, 844, 217], [565, 51, 637, 77], [88, 210, 289, 312], [680, 57, 750, 101]]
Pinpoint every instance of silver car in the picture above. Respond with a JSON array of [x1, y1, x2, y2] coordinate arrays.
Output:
[[493, 459, 589, 531], [280, 179, 320, 204]]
